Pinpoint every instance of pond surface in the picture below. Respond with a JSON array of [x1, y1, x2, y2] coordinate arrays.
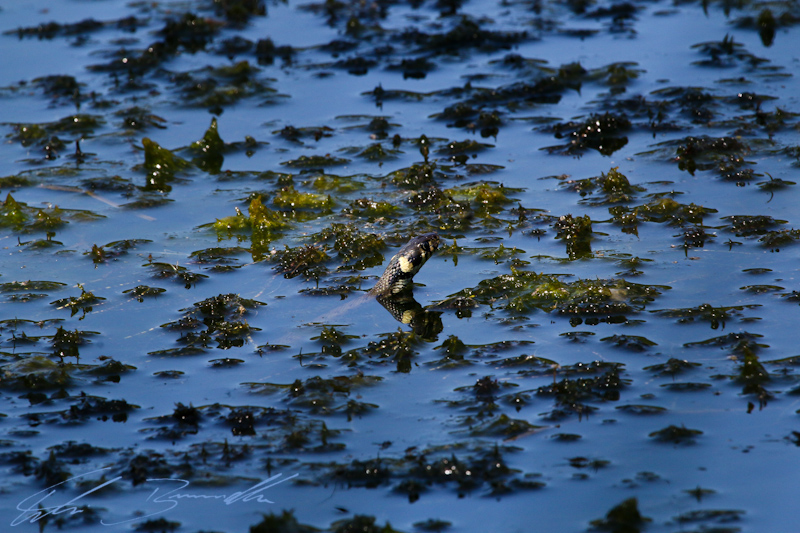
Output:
[[1, 0, 800, 531]]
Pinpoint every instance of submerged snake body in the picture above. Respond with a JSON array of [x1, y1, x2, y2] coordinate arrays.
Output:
[[369, 233, 441, 296]]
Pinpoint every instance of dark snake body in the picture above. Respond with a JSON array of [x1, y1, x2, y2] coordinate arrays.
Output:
[[369, 233, 441, 296]]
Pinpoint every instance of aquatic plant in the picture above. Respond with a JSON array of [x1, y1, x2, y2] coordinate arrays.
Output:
[[545, 112, 631, 156], [589, 498, 650, 532]]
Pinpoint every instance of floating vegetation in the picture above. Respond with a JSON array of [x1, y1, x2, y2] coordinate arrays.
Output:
[[0, 193, 104, 233], [50, 286, 106, 318], [691, 34, 769, 69], [445, 182, 520, 216], [146, 261, 209, 289], [0, 348, 127, 392], [448, 267, 666, 320], [407, 16, 528, 54], [616, 404, 667, 416], [649, 424, 703, 444], [122, 285, 167, 302], [601, 334, 657, 352], [589, 498, 651, 533], [171, 60, 283, 112], [536, 361, 628, 420], [85, 239, 152, 265], [347, 328, 421, 373], [644, 358, 701, 377], [544, 112, 631, 156], [736, 349, 773, 410], [322, 442, 538, 499], [273, 185, 334, 211], [553, 214, 594, 259], [281, 154, 350, 168], [269, 244, 331, 283], [207, 195, 291, 259], [654, 303, 760, 329], [188, 117, 226, 172], [558, 167, 644, 205], [140, 138, 191, 192], [160, 293, 264, 351], [2, 0, 800, 530], [312, 223, 385, 271], [685, 342, 743, 367], [721, 215, 787, 237], [673, 136, 750, 176], [1, 280, 67, 294], [245, 374, 380, 417]]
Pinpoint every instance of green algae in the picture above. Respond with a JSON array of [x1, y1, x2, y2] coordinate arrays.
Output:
[[141, 137, 191, 191], [601, 334, 657, 352], [590, 498, 650, 533], [116, 106, 167, 131], [536, 362, 627, 420], [123, 285, 167, 302], [674, 136, 750, 176], [10, 124, 47, 147], [645, 358, 701, 377], [281, 154, 350, 168], [189, 246, 248, 272], [308, 174, 365, 194], [691, 34, 770, 69], [0, 193, 103, 233], [553, 214, 594, 259], [146, 262, 209, 289], [342, 197, 398, 220], [270, 245, 330, 282], [559, 167, 645, 205], [0, 356, 74, 391], [160, 293, 264, 351], [85, 239, 151, 265], [188, 117, 226, 172], [274, 124, 334, 143], [245, 374, 381, 416], [445, 182, 521, 215], [545, 112, 631, 156], [346, 328, 421, 373], [654, 303, 760, 329], [388, 161, 444, 189], [612, 197, 718, 228], [478, 243, 526, 265], [174, 61, 283, 112], [722, 215, 786, 237], [322, 442, 535, 499], [448, 267, 666, 317], [250, 510, 320, 533], [649, 425, 703, 444], [50, 286, 106, 318], [0, 280, 67, 293], [465, 414, 541, 439], [273, 185, 334, 210], [210, 195, 290, 249], [158, 12, 221, 53], [312, 223, 385, 270]]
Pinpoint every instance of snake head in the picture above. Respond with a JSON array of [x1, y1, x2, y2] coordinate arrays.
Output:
[[370, 233, 440, 296]]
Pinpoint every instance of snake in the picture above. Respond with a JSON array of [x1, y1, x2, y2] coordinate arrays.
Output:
[[369, 233, 444, 339], [271, 232, 443, 348], [369, 232, 441, 297]]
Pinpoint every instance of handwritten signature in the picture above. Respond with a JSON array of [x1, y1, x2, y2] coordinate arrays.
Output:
[[12, 467, 298, 527]]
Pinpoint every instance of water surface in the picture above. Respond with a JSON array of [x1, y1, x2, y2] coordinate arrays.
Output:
[[1, 0, 800, 531]]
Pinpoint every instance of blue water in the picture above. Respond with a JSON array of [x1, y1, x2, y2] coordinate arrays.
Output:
[[2, 0, 800, 531]]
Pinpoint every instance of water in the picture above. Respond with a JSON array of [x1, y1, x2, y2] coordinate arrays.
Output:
[[1, 0, 800, 531]]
